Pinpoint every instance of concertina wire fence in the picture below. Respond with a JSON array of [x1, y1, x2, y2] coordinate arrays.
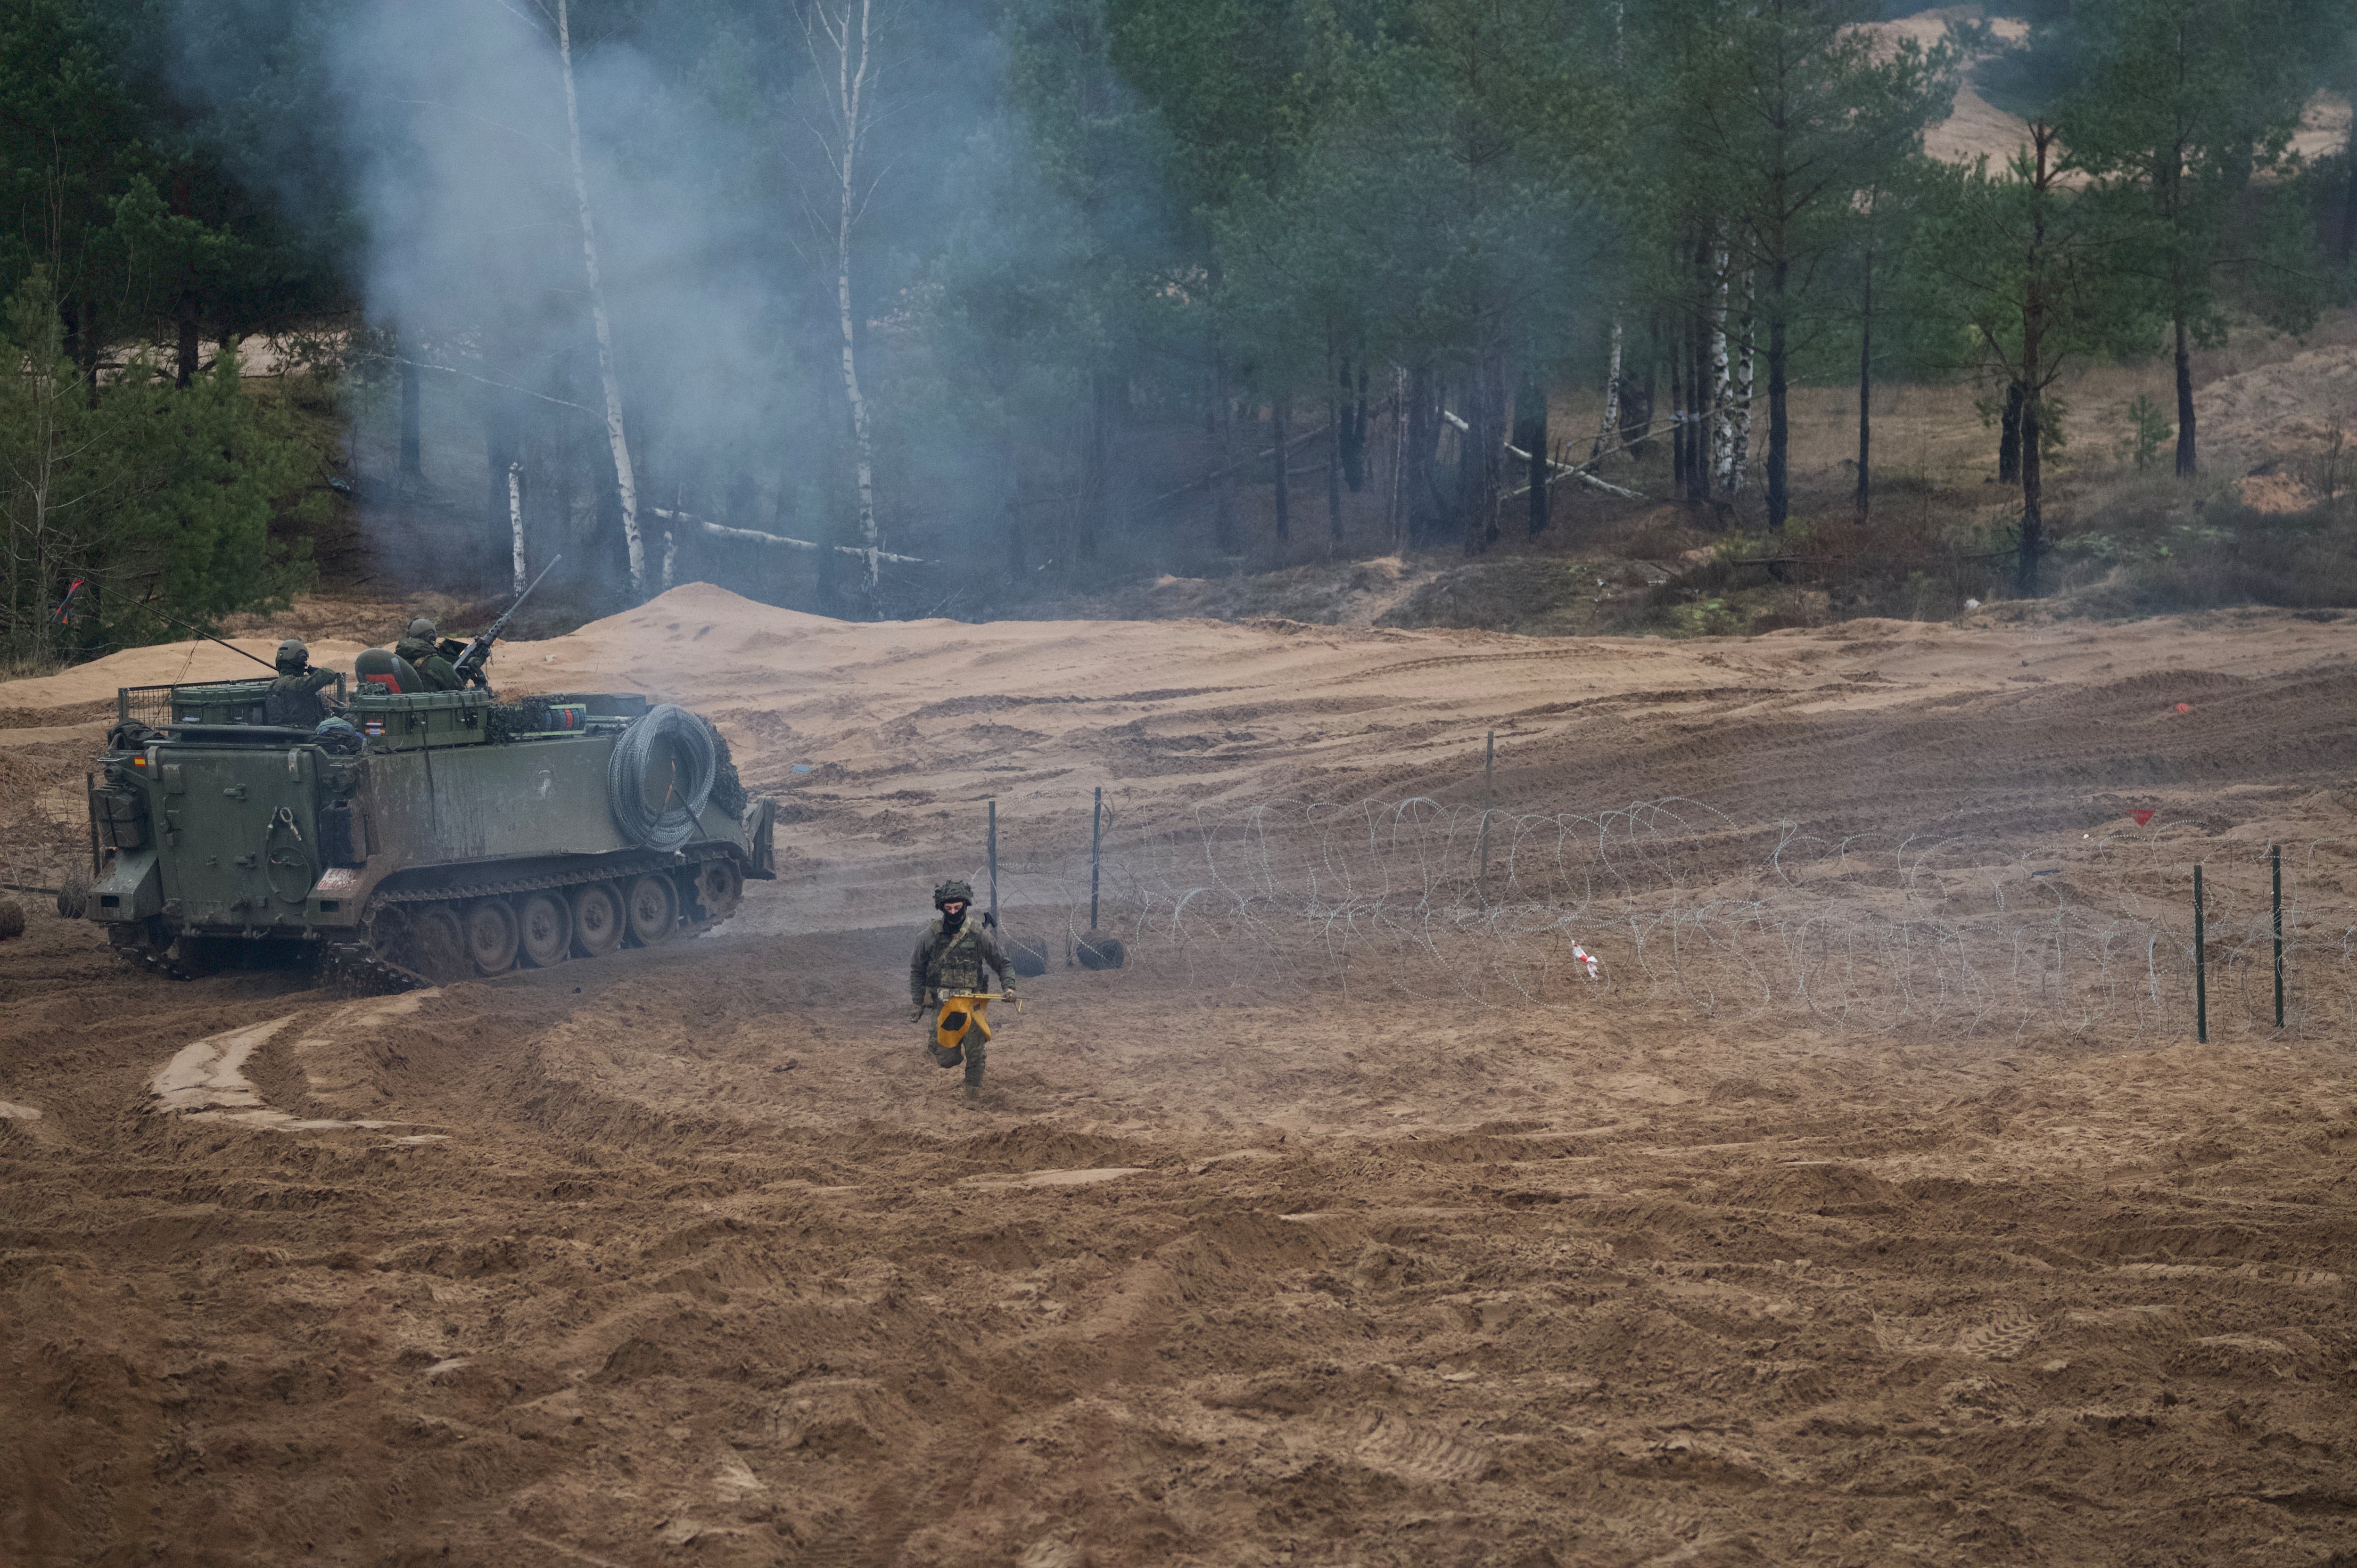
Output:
[[967, 795, 2357, 1043]]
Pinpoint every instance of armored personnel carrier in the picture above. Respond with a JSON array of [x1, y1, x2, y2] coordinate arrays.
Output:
[[81, 676, 776, 986]]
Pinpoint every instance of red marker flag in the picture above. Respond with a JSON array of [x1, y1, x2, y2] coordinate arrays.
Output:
[[2130, 809, 2155, 827]]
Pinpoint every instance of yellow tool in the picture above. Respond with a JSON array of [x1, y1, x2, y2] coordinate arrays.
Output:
[[934, 991, 1017, 1053]]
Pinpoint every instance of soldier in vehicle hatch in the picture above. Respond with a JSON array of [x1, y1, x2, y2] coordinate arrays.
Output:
[[910, 878, 1018, 1102], [393, 616, 465, 691], [264, 639, 342, 727]]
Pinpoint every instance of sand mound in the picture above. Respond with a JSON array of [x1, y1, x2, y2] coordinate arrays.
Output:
[[2194, 342, 2357, 475], [12, 585, 2357, 928]]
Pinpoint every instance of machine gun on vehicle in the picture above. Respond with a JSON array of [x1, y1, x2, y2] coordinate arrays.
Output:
[[450, 555, 561, 688]]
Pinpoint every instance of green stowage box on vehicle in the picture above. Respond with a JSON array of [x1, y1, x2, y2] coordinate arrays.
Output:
[[85, 679, 774, 988]]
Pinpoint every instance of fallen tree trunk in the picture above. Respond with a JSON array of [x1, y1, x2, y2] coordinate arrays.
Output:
[[651, 508, 926, 564], [1442, 409, 1644, 501]]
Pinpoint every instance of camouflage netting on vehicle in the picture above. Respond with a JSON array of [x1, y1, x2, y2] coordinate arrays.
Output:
[[710, 728, 746, 817], [486, 699, 555, 741]]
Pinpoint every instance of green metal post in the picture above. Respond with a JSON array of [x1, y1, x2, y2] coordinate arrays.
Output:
[[1476, 730, 1494, 910], [2194, 864, 2208, 1044], [1089, 786, 1102, 932], [988, 798, 998, 930], [2273, 843, 2284, 1029]]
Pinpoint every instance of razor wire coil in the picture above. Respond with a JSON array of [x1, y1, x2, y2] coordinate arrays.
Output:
[[963, 795, 2354, 1044], [608, 705, 718, 851]]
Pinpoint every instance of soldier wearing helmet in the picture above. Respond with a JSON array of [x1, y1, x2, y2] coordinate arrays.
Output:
[[393, 616, 465, 691], [264, 639, 341, 727], [909, 877, 1016, 1101]]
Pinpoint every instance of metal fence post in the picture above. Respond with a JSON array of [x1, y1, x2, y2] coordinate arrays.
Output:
[[2273, 843, 2284, 1029], [988, 798, 998, 930], [1090, 785, 1102, 932], [2194, 863, 2208, 1044], [1475, 730, 1494, 911]]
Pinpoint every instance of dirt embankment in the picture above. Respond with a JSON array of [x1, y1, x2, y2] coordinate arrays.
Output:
[[15, 586, 2357, 913], [4, 591, 2356, 1565]]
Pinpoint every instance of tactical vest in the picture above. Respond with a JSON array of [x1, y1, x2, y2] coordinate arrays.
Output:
[[922, 922, 989, 994]]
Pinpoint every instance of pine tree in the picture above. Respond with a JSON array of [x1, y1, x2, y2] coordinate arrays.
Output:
[[1638, 0, 1954, 531], [0, 271, 315, 662], [1920, 128, 2154, 594], [2058, 0, 2333, 477]]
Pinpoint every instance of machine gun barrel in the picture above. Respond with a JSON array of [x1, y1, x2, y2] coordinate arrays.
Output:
[[453, 554, 562, 684]]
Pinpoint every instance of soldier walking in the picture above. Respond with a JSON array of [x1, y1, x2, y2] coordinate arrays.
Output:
[[910, 878, 1017, 1102]]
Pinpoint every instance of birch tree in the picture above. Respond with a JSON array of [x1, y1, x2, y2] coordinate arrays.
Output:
[[1650, 0, 1953, 530], [804, 0, 887, 617], [556, 0, 646, 595]]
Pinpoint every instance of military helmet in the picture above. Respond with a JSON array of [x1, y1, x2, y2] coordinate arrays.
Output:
[[933, 878, 975, 908], [406, 616, 437, 640], [275, 638, 308, 672]]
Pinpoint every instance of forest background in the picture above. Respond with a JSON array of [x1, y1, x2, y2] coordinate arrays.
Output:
[[7, 0, 2357, 664]]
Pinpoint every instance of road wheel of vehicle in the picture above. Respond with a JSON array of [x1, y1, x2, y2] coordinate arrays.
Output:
[[571, 883, 623, 958], [462, 898, 519, 975], [692, 858, 742, 921], [412, 905, 467, 982], [517, 892, 571, 968], [625, 874, 678, 946]]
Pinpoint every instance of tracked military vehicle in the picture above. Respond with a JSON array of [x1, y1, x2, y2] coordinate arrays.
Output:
[[82, 675, 776, 987]]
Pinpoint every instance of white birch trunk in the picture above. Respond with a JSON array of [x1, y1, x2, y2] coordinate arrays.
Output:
[[661, 530, 676, 591], [652, 507, 926, 562], [1710, 249, 1734, 489], [814, 0, 882, 616], [1730, 271, 1756, 494], [1498, 426, 1645, 502], [556, 0, 644, 595], [1591, 315, 1623, 464], [507, 461, 526, 596]]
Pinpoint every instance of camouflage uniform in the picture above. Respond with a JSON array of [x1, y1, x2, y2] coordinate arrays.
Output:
[[910, 911, 1014, 1089], [265, 669, 338, 727], [393, 634, 464, 691], [264, 640, 339, 727]]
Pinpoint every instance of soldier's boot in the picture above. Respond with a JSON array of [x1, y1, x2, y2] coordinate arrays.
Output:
[[963, 1082, 981, 1104]]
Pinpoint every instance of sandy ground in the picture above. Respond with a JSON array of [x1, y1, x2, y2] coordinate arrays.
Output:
[[15, 584, 2357, 917], [1869, 10, 2348, 175], [4, 594, 2357, 1566]]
